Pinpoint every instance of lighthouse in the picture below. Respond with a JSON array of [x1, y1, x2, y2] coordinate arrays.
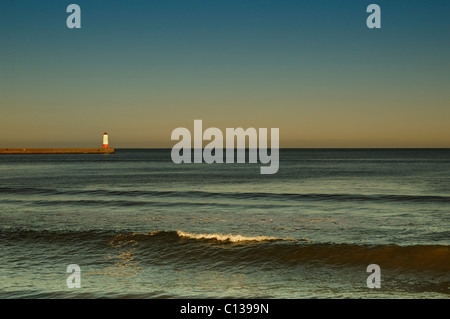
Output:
[[102, 132, 109, 148]]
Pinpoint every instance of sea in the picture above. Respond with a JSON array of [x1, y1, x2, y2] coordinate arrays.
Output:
[[0, 149, 448, 299]]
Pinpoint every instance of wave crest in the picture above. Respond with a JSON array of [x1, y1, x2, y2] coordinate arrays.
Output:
[[176, 230, 292, 243]]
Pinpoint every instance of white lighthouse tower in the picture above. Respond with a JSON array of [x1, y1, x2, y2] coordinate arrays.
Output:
[[102, 132, 109, 148]]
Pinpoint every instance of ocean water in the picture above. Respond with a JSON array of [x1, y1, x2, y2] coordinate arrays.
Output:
[[0, 149, 448, 299]]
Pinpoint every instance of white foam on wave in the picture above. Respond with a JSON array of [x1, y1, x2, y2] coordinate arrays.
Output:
[[176, 230, 292, 243]]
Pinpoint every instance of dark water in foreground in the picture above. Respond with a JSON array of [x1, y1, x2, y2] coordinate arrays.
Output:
[[0, 149, 449, 298]]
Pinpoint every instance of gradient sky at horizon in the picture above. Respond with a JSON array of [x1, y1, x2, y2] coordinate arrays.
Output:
[[1, 0, 449, 148]]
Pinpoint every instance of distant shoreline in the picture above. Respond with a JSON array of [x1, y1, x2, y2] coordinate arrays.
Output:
[[1, 147, 448, 154]]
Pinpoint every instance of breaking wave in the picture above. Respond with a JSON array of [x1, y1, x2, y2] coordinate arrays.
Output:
[[2, 228, 448, 274], [175, 230, 292, 243]]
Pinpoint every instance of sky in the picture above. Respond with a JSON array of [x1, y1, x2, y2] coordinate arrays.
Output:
[[1, 0, 449, 148]]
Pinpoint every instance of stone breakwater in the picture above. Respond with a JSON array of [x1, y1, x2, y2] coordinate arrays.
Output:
[[0, 148, 115, 154]]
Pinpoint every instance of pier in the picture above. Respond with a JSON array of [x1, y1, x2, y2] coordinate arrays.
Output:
[[0, 148, 115, 154]]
